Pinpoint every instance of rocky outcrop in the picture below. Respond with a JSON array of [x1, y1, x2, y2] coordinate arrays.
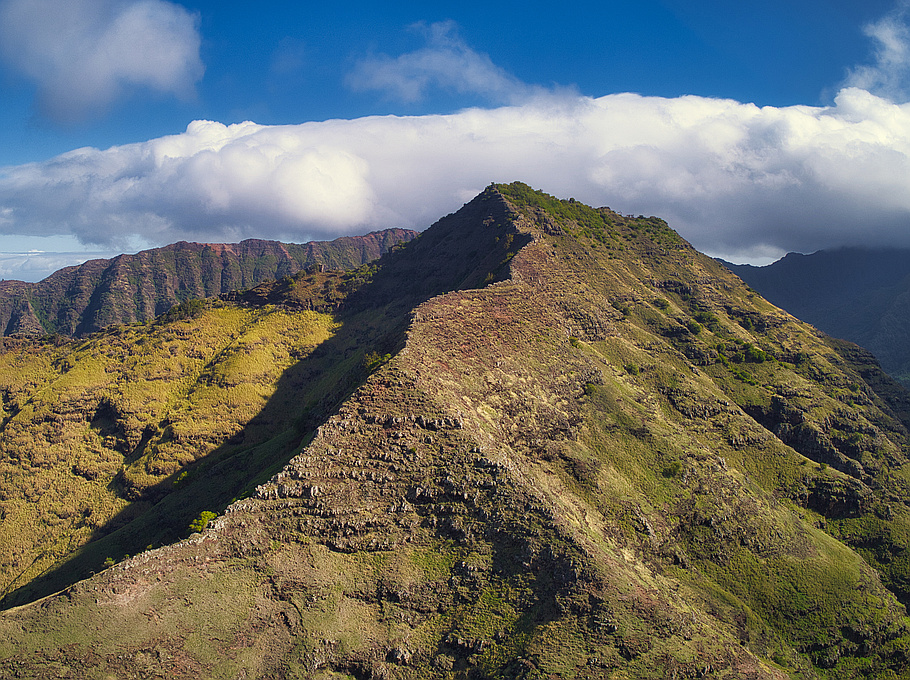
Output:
[[3, 296, 43, 336], [723, 248, 910, 387]]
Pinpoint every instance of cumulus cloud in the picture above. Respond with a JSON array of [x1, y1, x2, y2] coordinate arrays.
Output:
[[844, 1, 910, 102], [3, 89, 910, 264], [0, 0, 203, 122], [346, 21, 538, 104]]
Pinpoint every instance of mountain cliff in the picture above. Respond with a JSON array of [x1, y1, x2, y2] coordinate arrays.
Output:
[[0, 229, 416, 338], [3, 185, 910, 678], [722, 248, 910, 387]]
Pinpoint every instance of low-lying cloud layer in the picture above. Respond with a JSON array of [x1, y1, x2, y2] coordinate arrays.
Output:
[[0, 250, 119, 282], [0, 0, 203, 121], [2, 87, 910, 265]]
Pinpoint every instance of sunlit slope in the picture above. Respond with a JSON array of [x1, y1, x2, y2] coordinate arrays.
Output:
[[0, 299, 338, 603], [4, 184, 910, 678], [725, 248, 910, 388]]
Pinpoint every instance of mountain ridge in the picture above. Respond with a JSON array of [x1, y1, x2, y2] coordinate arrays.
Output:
[[721, 247, 910, 387], [0, 230, 417, 338], [3, 184, 910, 677]]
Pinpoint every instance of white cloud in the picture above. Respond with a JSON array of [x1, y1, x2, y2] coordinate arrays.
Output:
[[3, 89, 910, 263], [844, 1, 910, 102], [0, 0, 203, 122], [346, 20, 537, 104], [0, 250, 118, 282]]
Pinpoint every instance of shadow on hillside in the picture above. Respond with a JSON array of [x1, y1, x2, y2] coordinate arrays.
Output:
[[1, 188, 528, 610], [0, 312, 373, 608]]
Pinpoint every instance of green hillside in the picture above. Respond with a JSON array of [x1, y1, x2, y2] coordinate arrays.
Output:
[[724, 249, 910, 387], [3, 184, 910, 678]]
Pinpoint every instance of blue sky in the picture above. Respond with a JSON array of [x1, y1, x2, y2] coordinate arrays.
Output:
[[1, 0, 909, 280]]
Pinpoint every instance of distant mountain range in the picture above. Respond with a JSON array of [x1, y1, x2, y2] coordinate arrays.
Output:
[[0, 229, 416, 338], [721, 249, 910, 386]]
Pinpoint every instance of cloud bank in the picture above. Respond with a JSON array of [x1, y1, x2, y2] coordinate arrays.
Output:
[[2, 88, 910, 264], [0, 0, 203, 122]]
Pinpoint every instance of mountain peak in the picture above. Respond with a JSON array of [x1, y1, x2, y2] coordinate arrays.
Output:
[[3, 185, 910, 677]]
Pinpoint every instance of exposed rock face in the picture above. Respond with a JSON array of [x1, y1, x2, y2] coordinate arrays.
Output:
[[4, 185, 910, 678], [2, 296, 43, 336], [0, 229, 416, 338]]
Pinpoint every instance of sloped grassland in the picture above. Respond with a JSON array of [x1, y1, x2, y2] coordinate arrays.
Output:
[[3, 184, 910, 678], [0, 299, 338, 605], [724, 249, 910, 388]]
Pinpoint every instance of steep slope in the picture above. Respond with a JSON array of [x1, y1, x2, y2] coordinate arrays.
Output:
[[4, 185, 910, 678], [0, 229, 416, 338], [0, 200, 520, 610], [723, 248, 910, 386]]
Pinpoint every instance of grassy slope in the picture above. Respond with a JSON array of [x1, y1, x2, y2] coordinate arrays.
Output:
[[2, 185, 910, 678], [0, 300, 340, 605], [724, 249, 910, 387]]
